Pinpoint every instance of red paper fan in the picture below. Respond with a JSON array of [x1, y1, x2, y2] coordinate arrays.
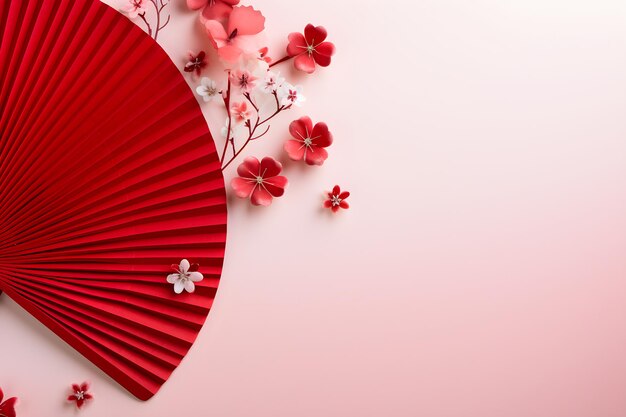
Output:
[[0, 0, 227, 400]]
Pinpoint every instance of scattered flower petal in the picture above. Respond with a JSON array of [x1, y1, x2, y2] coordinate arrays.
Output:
[[67, 382, 93, 409], [167, 259, 204, 294], [286, 24, 336, 74], [184, 51, 208, 76], [231, 156, 288, 206], [285, 116, 333, 166], [324, 185, 350, 213]]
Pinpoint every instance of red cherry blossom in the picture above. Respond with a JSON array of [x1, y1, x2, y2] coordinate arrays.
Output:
[[231, 157, 288, 206], [324, 185, 350, 213], [0, 388, 17, 417], [284, 116, 333, 166], [186, 0, 239, 23], [67, 382, 93, 409], [184, 51, 207, 76], [286, 24, 335, 74]]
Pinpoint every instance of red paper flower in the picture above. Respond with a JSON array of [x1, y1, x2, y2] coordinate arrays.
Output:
[[67, 382, 93, 409], [324, 185, 350, 213], [286, 24, 335, 74], [184, 51, 207, 76], [284, 116, 333, 166], [231, 157, 288, 206], [0, 388, 17, 417], [205, 6, 265, 63], [186, 0, 239, 23]]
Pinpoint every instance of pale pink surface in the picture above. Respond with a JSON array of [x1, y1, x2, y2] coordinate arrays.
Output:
[[2, 0, 626, 416]]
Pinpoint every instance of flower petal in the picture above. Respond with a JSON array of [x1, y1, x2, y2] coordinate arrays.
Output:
[[231, 177, 256, 198], [332, 185, 341, 195], [184, 280, 196, 293], [305, 24, 327, 45], [284, 139, 306, 161], [304, 146, 329, 166], [179, 259, 190, 273], [237, 156, 260, 178], [250, 186, 273, 206], [311, 122, 333, 147], [339, 191, 350, 199], [174, 280, 185, 294], [286, 32, 307, 56], [201, 1, 233, 22], [205, 20, 228, 44], [72, 384, 81, 392], [289, 116, 313, 140], [294, 54, 316, 74], [166, 273, 179, 284], [228, 6, 264, 36], [189, 271, 204, 282], [313, 49, 333, 67], [217, 44, 244, 62], [260, 157, 283, 178], [315, 41, 335, 57], [263, 175, 288, 197], [186, 0, 206, 10]]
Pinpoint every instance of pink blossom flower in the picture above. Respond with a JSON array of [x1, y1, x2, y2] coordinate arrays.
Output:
[[184, 51, 208, 76], [186, 0, 239, 23], [230, 69, 258, 93], [284, 116, 333, 166], [122, 0, 148, 19], [0, 388, 17, 417], [287, 24, 336, 74], [231, 157, 288, 206], [261, 71, 284, 93], [205, 6, 265, 63], [67, 382, 93, 409], [231, 101, 252, 123], [324, 185, 350, 213]]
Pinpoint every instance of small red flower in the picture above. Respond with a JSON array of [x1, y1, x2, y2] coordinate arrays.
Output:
[[67, 382, 93, 409], [184, 51, 208, 76], [258, 47, 271, 64], [231, 157, 288, 206], [324, 185, 350, 213], [0, 388, 17, 417], [284, 116, 333, 166], [286, 24, 336, 74]]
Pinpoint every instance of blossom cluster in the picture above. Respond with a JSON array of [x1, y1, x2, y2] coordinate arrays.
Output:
[[124, 0, 349, 212]]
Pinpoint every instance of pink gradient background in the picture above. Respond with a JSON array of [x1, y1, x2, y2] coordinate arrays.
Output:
[[2, 0, 626, 416]]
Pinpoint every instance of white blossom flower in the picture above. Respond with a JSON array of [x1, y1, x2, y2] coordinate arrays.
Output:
[[167, 259, 204, 294], [260, 71, 285, 94], [195, 77, 220, 103], [278, 83, 306, 107]]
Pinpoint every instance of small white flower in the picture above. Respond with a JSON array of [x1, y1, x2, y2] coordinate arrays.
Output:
[[260, 71, 285, 94], [278, 83, 306, 107], [196, 77, 220, 103], [167, 259, 204, 294]]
